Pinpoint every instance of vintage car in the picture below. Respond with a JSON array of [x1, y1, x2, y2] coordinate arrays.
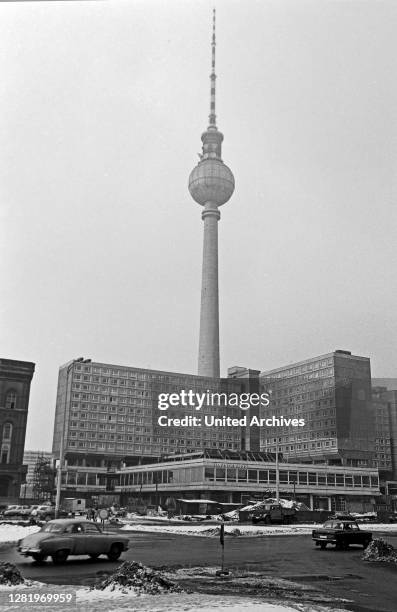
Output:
[[312, 518, 372, 550], [17, 519, 129, 564], [30, 505, 68, 521], [3, 505, 31, 518]]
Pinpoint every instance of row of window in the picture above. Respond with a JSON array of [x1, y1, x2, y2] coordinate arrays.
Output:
[[265, 440, 337, 452], [203, 467, 378, 488], [72, 364, 228, 388], [111, 466, 379, 489], [67, 440, 238, 451], [261, 358, 334, 379]]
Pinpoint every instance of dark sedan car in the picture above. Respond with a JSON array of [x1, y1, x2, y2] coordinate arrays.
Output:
[[18, 519, 129, 564], [312, 519, 372, 550]]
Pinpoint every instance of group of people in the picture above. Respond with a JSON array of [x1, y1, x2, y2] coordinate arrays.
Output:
[[86, 507, 98, 521], [86, 504, 123, 524]]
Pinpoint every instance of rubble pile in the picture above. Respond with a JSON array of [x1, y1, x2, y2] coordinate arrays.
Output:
[[363, 538, 397, 563], [201, 526, 241, 537], [240, 498, 309, 512], [94, 561, 184, 595], [0, 562, 24, 585]]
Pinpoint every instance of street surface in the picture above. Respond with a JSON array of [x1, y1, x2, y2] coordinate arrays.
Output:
[[4, 531, 397, 612]]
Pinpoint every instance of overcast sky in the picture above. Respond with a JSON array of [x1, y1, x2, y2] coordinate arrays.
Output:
[[1, 0, 396, 451]]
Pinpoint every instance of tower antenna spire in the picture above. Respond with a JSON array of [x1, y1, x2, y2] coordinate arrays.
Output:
[[188, 8, 235, 378], [209, 8, 217, 129]]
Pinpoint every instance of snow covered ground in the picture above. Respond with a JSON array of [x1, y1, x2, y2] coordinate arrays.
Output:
[[0, 524, 40, 547], [0, 581, 345, 612], [74, 590, 343, 612], [0, 519, 395, 553], [0, 520, 395, 549], [120, 521, 397, 537]]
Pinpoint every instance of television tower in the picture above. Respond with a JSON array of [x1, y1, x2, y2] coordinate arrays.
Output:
[[188, 9, 235, 378]]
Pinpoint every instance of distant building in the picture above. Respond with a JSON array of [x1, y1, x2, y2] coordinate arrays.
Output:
[[20, 450, 53, 500], [0, 358, 35, 501], [260, 351, 375, 467], [370, 387, 393, 478], [372, 378, 397, 391], [370, 380, 397, 482], [386, 390, 397, 482]]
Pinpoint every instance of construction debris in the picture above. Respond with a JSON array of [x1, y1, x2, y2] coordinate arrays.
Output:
[[201, 526, 241, 537], [362, 538, 397, 563], [93, 561, 184, 595], [0, 561, 24, 585]]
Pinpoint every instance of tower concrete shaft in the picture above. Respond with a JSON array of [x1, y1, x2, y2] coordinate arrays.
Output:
[[198, 203, 221, 377], [188, 9, 235, 378]]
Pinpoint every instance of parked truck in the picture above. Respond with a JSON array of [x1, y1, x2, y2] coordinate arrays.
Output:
[[63, 498, 86, 515], [251, 502, 296, 525]]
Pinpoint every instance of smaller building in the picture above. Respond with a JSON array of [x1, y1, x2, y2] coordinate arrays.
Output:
[[0, 358, 35, 502], [115, 450, 379, 513], [56, 449, 380, 514], [20, 450, 53, 501]]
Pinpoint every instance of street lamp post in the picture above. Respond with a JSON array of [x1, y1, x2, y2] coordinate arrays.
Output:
[[55, 357, 90, 518], [275, 435, 280, 503]]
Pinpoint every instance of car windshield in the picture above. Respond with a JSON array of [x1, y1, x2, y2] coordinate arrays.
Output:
[[40, 523, 65, 533]]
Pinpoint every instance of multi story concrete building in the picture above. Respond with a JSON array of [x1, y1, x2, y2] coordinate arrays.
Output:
[[260, 350, 375, 467], [52, 359, 246, 502], [0, 358, 35, 502]]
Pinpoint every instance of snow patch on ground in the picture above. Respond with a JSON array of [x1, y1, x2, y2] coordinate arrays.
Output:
[[121, 523, 315, 536], [0, 524, 40, 545], [0, 579, 45, 591], [75, 590, 336, 611], [120, 521, 397, 537], [0, 580, 345, 611]]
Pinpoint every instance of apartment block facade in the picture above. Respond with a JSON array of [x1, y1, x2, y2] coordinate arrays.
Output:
[[52, 360, 246, 498], [260, 350, 375, 467]]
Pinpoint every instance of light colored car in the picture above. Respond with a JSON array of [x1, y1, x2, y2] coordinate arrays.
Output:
[[30, 505, 67, 521], [2, 505, 19, 516], [18, 519, 129, 564], [3, 505, 31, 518], [20, 505, 39, 518]]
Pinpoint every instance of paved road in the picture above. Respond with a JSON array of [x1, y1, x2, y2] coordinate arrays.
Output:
[[5, 532, 397, 611]]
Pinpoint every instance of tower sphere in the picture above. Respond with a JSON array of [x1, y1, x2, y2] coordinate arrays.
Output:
[[188, 159, 235, 207]]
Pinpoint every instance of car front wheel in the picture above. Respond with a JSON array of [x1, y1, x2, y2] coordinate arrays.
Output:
[[52, 549, 69, 565], [107, 544, 122, 561]]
